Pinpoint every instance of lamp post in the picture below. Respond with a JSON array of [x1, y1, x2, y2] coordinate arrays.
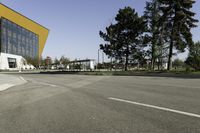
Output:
[[98, 49, 100, 65], [97, 49, 100, 70], [102, 52, 104, 63]]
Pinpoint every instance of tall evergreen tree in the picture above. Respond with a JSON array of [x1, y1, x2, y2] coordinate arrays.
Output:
[[60, 56, 70, 67], [100, 7, 147, 71], [144, 0, 161, 70], [158, 0, 198, 70], [54, 57, 60, 65]]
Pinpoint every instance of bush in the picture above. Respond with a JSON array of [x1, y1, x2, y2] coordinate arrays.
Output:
[[185, 42, 200, 71], [185, 66, 191, 73]]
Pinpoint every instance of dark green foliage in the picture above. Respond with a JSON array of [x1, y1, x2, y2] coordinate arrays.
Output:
[[99, 7, 147, 71], [158, 0, 198, 70], [60, 56, 70, 67], [144, 0, 161, 70], [54, 57, 60, 65], [173, 58, 185, 69], [185, 42, 200, 70], [25, 56, 39, 68], [99, 1, 199, 71], [39, 57, 46, 67]]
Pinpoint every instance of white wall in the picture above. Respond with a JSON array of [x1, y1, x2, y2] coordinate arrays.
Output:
[[0, 53, 34, 70], [90, 60, 95, 70]]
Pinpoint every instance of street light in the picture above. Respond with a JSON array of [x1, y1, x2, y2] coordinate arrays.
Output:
[[97, 49, 101, 70], [98, 49, 100, 65], [97, 49, 106, 70], [102, 51, 104, 63]]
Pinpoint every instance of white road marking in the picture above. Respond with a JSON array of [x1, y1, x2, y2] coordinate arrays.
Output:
[[108, 97, 200, 119], [35, 81, 57, 87], [0, 76, 27, 92], [42, 83, 57, 87], [0, 84, 14, 91], [19, 76, 27, 82], [26, 78, 58, 87]]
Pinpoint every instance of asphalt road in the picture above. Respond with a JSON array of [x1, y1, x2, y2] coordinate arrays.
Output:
[[0, 74, 200, 133]]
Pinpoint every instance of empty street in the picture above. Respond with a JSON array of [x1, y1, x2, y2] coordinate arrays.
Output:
[[0, 74, 200, 133]]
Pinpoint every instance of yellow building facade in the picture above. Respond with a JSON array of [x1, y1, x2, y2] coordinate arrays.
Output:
[[0, 3, 49, 57], [0, 3, 49, 70]]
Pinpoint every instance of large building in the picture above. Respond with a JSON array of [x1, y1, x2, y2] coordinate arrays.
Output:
[[0, 3, 49, 70]]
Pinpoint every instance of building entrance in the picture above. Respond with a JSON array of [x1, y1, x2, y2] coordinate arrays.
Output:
[[8, 58, 17, 68]]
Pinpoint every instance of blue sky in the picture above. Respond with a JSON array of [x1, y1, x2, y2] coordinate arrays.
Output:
[[2, 0, 200, 61]]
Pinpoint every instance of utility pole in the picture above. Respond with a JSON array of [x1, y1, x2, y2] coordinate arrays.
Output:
[[102, 52, 104, 63], [101, 51, 104, 70], [98, 49, 100, 64], [97, 49, 100, 70]]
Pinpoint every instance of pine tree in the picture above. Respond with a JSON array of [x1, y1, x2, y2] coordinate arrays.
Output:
[[100, 7, 147, 71], [144, 0, 161, 70], [158, 0, 198, 70]]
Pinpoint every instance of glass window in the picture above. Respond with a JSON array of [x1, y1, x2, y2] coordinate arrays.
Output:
[[7, 58, 17, 68], [1, 18, 39, 59]]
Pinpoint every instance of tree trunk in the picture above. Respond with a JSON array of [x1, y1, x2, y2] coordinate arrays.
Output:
[[151, 43, 155, 70], [160, 57, 163, 70], [167, 39, 173, 70], [125, 54, 128, 71], [159, 23, 165, 71], [151, 1, 158, 71], [124, 45, 129, 71], [110, 58, 112, 71]]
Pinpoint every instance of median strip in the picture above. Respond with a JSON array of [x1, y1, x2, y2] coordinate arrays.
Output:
[[108, 97, 200, 119]]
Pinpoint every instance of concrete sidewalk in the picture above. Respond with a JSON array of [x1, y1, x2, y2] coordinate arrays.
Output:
[[0, 74, 27, 92]]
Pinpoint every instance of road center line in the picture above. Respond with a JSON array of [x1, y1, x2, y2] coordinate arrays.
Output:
[[108, 97, 200, 119]]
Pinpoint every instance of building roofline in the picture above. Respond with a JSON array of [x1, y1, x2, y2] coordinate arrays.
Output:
[[0, 3, 49, 31], [70, 59, 96, 63]]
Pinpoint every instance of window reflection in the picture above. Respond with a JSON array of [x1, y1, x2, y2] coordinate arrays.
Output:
[[1, 18, 39, 58]]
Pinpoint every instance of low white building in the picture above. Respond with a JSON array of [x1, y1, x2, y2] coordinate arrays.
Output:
[[69, 59, 95, 71], [0, 53, 35, 71]]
